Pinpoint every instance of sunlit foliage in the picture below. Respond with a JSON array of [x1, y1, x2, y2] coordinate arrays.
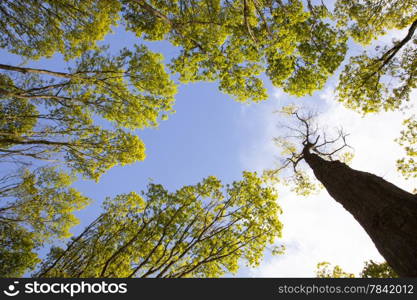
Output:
[[315, 262, 355, 278], [0, 0, 121, 60], [122, 0, 346, 102], [336, 0, 417, 113], [0, 167, 90, 277], [0, 45, 176, 180], [37, 172, 282, 278]]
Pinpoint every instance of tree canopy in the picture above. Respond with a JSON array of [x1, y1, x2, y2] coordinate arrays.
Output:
[[36, 172, 282, 278], [336, 0, 417, 113], [0, 0, 349, 103], [0, 0, 121, 59], [122, 0, 347, 102], [0, 45, 176, 180], [0, 167, 90, 277]]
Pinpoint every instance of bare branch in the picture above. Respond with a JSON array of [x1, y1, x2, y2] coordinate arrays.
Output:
[[273, 107, 353, 176]]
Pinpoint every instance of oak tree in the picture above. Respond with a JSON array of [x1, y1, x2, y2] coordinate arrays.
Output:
[[271, 108, 417, 277]]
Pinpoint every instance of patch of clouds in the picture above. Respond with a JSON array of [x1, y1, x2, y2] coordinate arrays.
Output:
[[237, 88, 300, 172]]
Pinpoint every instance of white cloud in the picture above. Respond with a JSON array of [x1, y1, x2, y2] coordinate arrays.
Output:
[[249, 187, 384, 277], [237, 85, 417, 277]]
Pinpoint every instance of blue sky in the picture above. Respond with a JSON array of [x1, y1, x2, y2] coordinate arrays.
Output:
[[3, 23, 416, 277]]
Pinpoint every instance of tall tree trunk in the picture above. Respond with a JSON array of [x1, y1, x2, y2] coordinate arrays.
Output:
[[303, 148, 417, 277]]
